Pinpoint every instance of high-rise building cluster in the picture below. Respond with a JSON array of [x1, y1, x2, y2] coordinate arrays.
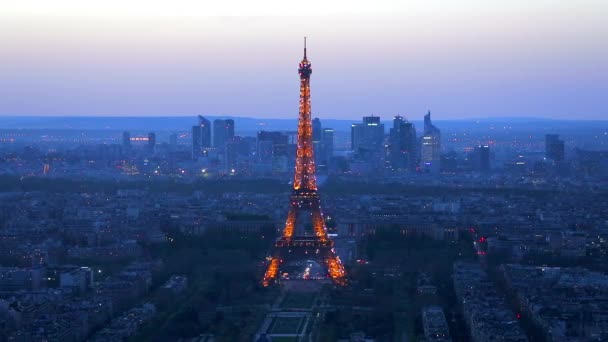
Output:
[[182, 110, 497, 177], [349, 111, 443, 174], [190, 117, 244, 172], [185, 114, 337, 176], [40, 112, 587, 180], [111, 109, 588, 179]]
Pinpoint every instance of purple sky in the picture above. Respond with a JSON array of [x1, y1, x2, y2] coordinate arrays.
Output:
[[1, 2, 607, 120]]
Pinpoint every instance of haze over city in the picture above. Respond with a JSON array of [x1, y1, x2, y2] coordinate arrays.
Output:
[[2, 0, 607, 119]]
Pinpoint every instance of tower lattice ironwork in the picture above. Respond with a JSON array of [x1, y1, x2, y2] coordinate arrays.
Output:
[[262, 38, 346, 287]]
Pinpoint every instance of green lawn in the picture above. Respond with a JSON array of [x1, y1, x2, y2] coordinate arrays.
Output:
[[269, 317, 304, 334], [280, 292, 316, 309]]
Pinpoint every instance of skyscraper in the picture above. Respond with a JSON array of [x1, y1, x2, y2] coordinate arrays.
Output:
[[213, 119, 235, 171], [312, 118, 322, 142], [351, 116, 385, 168], [473, 145, 491, 172], [198, 115, 211, 147], [213, 119, 235, 148], [257, 131, 288, 159], [351, 116, 384, 152], [421, 111, 441, 173], [225, 138, 238, 172], [546, 134, 565, 162], [257, 131, 289, 173], [389, 115, 417, 171], [322, 128, 334, 167], [192, 115, 211, 159]]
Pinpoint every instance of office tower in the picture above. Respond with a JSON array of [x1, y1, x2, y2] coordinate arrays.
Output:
[[213, 119, 235, 148], [226, 138, 238, 171], [351, 123, 364, 150], [147, 132, 156, 153], [198, 115, 212, 147], [122, 131, 131, 148], [257, 131, 288, 159], [192, 116, 211, 159], [351, 116, 384, 152], [263, 38, 345, 286], [351, 116, 385, 168], [389, 115, 417, 171], [256, 134, 273, 161], [546, 134, 565, 162], [473, 145, 491, 172], [421, 111, 441, 173], [322, 128, 334, 166], [257, 131, 289, 173], [206, 117, 234, 171], [312, 118, 322, 142]]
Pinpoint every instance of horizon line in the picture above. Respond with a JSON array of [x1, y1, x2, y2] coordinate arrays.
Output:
[[0, 114, 606, 122]]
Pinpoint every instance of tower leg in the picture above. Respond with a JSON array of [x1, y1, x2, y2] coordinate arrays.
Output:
[[311, 198, 328, 242], [262, 257, 280, 287], [281, 206, 297, 239]]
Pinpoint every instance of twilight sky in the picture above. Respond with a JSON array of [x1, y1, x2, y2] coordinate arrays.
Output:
[[1, 1, 607, 120]]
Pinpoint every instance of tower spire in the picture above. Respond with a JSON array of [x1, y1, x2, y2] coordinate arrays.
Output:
[[304, 36, 307, 59]]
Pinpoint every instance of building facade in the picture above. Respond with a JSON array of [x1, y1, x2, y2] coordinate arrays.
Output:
[[421, 111, 441, 173]]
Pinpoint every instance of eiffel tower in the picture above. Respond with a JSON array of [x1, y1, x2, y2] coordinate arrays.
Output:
[[262, 38, 346, 287]]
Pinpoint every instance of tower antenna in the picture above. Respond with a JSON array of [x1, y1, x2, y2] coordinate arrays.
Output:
[[304, 36, 307, 59]]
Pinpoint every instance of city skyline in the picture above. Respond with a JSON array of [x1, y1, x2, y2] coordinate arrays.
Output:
[[2, 1, 607, 119], [2, 2, 608, 341]]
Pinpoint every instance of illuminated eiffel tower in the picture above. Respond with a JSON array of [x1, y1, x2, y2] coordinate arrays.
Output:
[[262, 38, 346, 287]]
